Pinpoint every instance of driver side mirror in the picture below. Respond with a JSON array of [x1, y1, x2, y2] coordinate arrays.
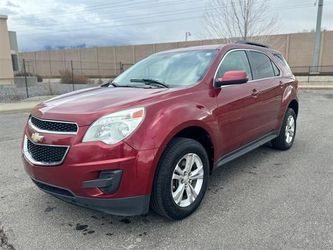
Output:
[[214, 70, 248, 88]]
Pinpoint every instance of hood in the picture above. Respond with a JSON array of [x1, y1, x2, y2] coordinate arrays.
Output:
[[31, 86, 171, 126]]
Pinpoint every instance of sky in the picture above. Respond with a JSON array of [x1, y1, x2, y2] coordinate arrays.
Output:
[[1, 0, 333, 52]]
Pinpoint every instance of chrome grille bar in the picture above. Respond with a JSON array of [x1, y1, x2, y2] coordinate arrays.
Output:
[[28, 116, 78, 135], [23, 136, 70, 166]]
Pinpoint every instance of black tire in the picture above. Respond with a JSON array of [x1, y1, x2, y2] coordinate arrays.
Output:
[[272, 108, 297, 150], [151, 137, 209, 220]]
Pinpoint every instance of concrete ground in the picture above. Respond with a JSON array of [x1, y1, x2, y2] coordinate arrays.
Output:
[[0, 90, 332, 250]]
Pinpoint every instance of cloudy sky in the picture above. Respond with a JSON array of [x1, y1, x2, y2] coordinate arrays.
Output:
[[1, 0, 332, 51]]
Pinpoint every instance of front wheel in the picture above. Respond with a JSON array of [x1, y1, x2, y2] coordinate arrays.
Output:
[[272, 108, 297, 150], [151, 138, 209, 220]]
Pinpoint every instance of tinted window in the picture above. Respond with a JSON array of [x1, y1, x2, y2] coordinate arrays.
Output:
[[274, 53, 292, 75], [247, 51, 274, 79], [216, 50, 252, 80]]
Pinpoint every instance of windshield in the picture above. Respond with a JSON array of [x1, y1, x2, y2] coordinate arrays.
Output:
[[113, 49, 218, 88]]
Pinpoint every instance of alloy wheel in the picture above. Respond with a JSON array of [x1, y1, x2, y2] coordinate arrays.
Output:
[[171, 153, 204, 207], [285, 115, 295, 144]]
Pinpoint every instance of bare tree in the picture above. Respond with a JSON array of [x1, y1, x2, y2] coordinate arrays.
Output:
[[204, 0, 278, 43]]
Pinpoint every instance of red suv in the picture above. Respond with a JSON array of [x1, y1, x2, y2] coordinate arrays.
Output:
[[22, 41, 298, 220]]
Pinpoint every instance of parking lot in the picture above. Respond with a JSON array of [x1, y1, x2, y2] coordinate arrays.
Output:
[[0, 90, 332, 250]]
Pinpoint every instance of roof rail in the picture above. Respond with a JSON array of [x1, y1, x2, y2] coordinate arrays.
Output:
[[236, 40, 270, 48]]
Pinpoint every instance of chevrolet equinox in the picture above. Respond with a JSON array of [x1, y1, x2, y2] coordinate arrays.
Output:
[[22, 41, 298, 220]]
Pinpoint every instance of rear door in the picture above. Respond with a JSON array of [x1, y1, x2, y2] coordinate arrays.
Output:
[[246, 51, 282, 138]]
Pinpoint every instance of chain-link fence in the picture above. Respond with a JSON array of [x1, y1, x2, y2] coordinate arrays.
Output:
[[291, 66, 333, 75], [290, 66, 333, 84], [1, 56, 333, 103], [0, 59, 133, 102]]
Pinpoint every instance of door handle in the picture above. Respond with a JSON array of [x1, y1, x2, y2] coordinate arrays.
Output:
[[279, 81, 284, 87], [251, 88, 258, 97]]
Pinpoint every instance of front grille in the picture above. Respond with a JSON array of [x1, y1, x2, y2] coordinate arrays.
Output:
[[24, 137, 69, 165], [32, 179, 74, 197], [30, 116, 78, 134]]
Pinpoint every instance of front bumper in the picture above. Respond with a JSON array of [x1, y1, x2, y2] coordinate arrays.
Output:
[[32, 178, 150, 216], [22, 123, 158, 216]]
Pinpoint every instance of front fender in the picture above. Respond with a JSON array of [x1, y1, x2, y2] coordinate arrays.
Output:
[[127, 100, 219, 195], [126, 100, 219, 152]]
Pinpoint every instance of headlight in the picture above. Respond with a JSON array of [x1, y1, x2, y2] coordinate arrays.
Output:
[[83, 107, 145, 145]]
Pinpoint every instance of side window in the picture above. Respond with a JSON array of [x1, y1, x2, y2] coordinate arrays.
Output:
[[216, 50, 252, 80], [247, 51, 275, 79], [271, 61, 280, 76], [274, 53, 293, 75], [11, 54, 19, 71]]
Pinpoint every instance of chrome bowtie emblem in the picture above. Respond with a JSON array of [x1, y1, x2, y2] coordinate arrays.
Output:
[[31, 132, 44, 143]]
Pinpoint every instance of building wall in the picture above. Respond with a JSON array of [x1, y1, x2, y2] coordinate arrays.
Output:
[[18, 31, 333, 77], [321, 31, 333, 72], [0, 15, 14, 85]]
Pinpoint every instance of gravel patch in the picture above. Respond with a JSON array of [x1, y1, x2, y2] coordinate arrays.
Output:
[[0, 82, 99, 103]]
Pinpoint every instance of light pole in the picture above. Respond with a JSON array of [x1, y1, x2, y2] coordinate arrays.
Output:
[[185, 32, 191, 41], [311, 0, 324, 73]]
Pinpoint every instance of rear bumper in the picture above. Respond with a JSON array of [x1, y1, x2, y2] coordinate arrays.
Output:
[[32, 178, 150, 216]]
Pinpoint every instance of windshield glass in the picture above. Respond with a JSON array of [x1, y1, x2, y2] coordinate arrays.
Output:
[[113, 49, 218, 87]]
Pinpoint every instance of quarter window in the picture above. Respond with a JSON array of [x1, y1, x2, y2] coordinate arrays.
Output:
[[216, 50, 252, 80], [274, 53, 293, 75], [247, 51, 275, 79], [271, 61, 280, 76]]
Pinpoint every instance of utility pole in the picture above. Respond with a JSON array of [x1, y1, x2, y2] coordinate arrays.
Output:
[[311, 0, 324, 73]]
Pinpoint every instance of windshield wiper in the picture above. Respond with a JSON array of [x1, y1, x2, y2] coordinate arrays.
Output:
[[101, 80, 118, 87], [130, 78, 169, 88]]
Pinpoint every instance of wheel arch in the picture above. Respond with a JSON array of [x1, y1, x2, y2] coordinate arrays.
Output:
[[288, 99, 299, 117], [172, 126, 215, 172], [148, 123, 216, 196], [157, 123, 215, 172], [277, 85, 299, 131]]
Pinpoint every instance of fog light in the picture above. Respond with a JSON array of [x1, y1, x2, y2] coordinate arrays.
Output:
[[83, 170, 122, 194]]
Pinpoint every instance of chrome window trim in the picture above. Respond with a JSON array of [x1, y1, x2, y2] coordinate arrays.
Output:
[[29, 116, 79, 135], [213, 48, 282, 88], [23, 136, 70, 166]]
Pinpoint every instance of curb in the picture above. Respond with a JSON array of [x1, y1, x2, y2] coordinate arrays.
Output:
[[299, 85, 333, 90], [0, 96, 53, 114], [0, 103, 39, 114], [0, 107, 35, 114]]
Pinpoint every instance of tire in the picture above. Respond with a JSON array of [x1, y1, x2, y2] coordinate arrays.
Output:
[[151, 137, 209, 220], [272, 108, 297, 150]]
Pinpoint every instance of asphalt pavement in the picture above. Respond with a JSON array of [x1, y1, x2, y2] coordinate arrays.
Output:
[[0, 90, 332, 250]]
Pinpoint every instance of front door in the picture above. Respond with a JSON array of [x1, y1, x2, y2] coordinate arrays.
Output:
[[213, 50, 261, 155]]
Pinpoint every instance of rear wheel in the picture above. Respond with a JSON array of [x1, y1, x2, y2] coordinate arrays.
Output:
[[151, 138, 209, 220], [272, 108, 297, 150]]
